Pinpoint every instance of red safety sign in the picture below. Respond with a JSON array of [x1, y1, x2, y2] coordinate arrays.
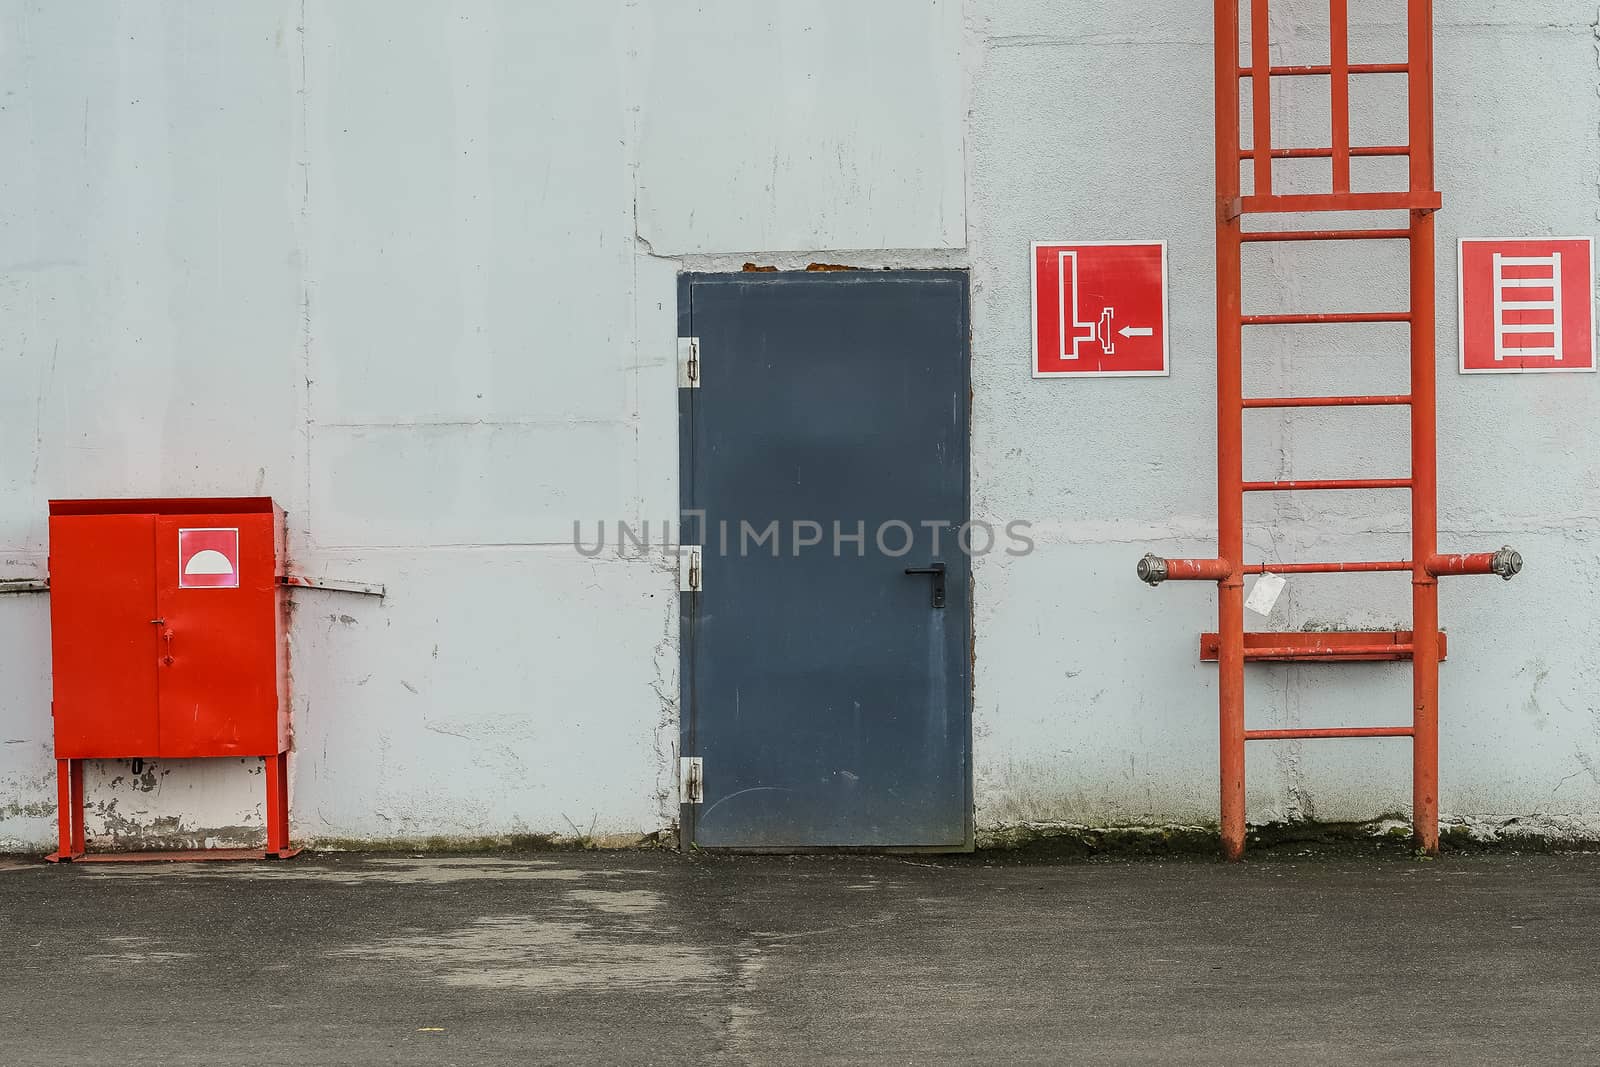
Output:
[[1459, 237, 1595, 374], [178, 527, 240, 589], [1032, 241, 1169, 378]]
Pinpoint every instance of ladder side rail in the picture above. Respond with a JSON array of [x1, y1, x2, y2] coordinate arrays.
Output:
[[1249, 0, 1274, 199], [1407, 0, 1442, 856], [1330, 0, 1352, 192], [1217, 0, 1248, 864]]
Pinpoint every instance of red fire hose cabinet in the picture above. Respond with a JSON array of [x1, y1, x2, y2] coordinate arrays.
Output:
[[46, 497, 294, 861]]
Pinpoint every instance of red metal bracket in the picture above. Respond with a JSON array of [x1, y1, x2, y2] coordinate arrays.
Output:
[[1200, 631, 1450, 663]]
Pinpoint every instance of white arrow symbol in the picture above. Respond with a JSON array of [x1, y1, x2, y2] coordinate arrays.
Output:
[[1119, 326, 1154, 338]]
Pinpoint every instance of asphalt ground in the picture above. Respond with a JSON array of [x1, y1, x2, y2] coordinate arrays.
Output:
[[1, 849, 1596, 1065]]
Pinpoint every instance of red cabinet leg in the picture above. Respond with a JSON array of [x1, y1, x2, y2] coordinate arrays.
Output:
[[264, 752, 291, 856], [48, 758, 84, 862], [51, 759, 74, 861], [69, 760, 86, 855]]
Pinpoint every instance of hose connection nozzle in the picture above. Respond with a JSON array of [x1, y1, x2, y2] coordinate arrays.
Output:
[[1491, 546, 1523, 581], [1137, 553, 1169, 587]]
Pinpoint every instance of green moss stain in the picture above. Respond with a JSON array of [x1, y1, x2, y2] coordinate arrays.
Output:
[[974, 824, 1219, 861], [974, 819, 1600, 861]]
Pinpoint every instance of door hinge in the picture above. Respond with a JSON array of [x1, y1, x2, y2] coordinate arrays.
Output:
[[677, 336, 700, 389], [679, 756, 704, 804], [679, 545, 702, 592]]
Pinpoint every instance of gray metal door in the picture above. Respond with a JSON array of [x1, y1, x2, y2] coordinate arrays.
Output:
[[679, 271, 971, 849]]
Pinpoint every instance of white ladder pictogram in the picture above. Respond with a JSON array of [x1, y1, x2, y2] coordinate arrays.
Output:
[[1494, 251, 1564, 361]]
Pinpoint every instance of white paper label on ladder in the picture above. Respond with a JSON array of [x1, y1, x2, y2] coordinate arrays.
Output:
[[1245, 573, 1286, 617]]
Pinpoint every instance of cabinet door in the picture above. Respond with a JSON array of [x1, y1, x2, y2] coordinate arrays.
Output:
[[49, 514, 160, 757], [154, 514, 279, 757]]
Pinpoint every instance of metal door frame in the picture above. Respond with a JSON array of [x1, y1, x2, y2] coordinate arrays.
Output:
[[675, 269, 975, 852]]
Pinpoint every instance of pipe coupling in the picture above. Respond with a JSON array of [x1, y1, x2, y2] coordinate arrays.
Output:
[[1491, 546, 1523, 581], [1137, 553, 1169, 587]]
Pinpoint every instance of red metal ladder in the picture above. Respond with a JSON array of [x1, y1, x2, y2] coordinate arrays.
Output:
[[1137, 0, 1522, 860]]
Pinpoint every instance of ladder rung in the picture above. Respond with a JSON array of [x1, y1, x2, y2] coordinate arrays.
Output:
[[1243, 394, 1411, 409], [1242, 312, 1409, 325], [1238, 192, 1443, 214], [1241, 145, 1409, 161], [1241, 228, 1411, 243], [1246, 726, 1414, 740], [1243, 478, 1411, 492], [1239, 63, 1408, 78], [1240, 561, 1412, 575]]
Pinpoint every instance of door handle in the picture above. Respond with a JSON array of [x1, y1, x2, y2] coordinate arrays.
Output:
[[162, 628, 174, 666], [904, 562, 947, 609]]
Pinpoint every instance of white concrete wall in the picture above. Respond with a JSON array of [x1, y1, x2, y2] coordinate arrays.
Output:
[[1, 0, 1596, 849]]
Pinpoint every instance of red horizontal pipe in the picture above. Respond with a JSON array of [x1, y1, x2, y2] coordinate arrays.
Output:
[[1246, 726, 1415, 740], [1243, 478, 1412, 492], [1426, 550, 1522, 580], [1242, 312, 1410, 325], [1239, 63, 1408, 78], [1164, 558, 1235, 581], [1242, 145, 1409, 161], [1243, 394, 1411, 408], [1241, 561, 1411, 575], [1427, 552, 1499, 577], [1241, 229, 1411, 243]]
